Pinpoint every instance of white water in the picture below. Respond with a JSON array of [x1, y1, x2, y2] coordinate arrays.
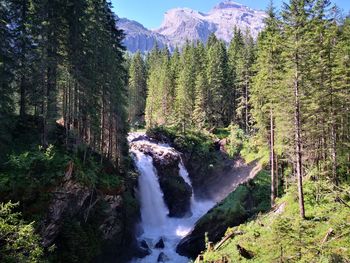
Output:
[[129, 135, 215, 263]]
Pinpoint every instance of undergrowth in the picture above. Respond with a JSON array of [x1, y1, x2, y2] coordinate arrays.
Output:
[[203, 179, 350, 263]]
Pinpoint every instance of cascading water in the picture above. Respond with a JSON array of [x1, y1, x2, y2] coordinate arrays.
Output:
[[129, 133, 215, 263], [133, 151, 169, 233]]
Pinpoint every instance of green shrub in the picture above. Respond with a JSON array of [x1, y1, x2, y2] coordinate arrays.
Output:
[[226, 125, 246, 158], [0, 202, 43, 263]]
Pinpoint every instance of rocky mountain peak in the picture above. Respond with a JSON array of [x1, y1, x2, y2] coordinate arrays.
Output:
[[212, 1, 246, 11], [118, 1, 267, 53]]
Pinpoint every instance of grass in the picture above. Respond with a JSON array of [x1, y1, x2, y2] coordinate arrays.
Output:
[[202, 178, 350, 263]]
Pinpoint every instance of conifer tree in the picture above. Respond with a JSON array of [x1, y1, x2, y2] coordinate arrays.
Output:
[[334, 17, 350, 178], [0, 1, 14, 115], [282, 0, 314, 218], [251, 1, 286, 206], [193, 42, 209, 129], [128, 51, 147, 127], [228, 27, 245, 125], [8, 0, 33, 117], [174, 42, 196, 132], [206, 36, 229, 127]]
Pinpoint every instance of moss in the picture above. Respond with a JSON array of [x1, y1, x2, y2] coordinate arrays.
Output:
[[198, 170, 270, 232]]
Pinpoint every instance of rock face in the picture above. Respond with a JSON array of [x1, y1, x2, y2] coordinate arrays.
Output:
[[40, 162, 125, 249], [176, 206, 248, 258], [117, 18, 168, 53], [117, 1, 266, 53], [40, 162, 90, 247], [129, 134, 192, 217]]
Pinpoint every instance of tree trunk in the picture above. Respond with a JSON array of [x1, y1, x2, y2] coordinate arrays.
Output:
[[245, 76, 249, 133], [294, 56, 305, 219], [270, 108, 276, 206], [19, 0, 27, 117]]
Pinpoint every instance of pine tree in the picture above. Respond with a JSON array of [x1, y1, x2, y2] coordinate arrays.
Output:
[[128, 51, 147, 127], [206, 36, 229, 128], [334, 17, 350, 178], [0, 1, 14, 115], [174, 42, 196, 132], [282, 0, 315, 219], [145, 45, 162, 127], [236, 30, 256, 132], [8, 0, 33, 117], [251, 1, 286, 206], [228, 27, 244, 125], [193, 42, 209, 129]]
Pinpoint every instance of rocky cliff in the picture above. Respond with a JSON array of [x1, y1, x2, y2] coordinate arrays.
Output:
[[38, 161, 136, 262]]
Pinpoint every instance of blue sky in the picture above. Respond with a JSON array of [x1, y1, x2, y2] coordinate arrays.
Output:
[[112, 0, 350, 29]]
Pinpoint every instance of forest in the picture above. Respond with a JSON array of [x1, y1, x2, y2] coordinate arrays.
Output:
[[0, 0, 349, 262], [127, 0, 349, 216]]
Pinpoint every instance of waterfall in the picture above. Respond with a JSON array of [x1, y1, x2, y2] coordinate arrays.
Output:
[[129, 133, 215, 263], [133, 151, 169, 232]]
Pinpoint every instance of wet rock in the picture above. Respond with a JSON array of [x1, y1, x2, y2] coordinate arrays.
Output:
[[177, 171, 266, 259], [157, 252, 170, 262], [155, 238, 165, 249], [140, 240, 149, 250], [132, 240, 151, 258], [134, 245, 151, 258], [159, 175, 192, 217]]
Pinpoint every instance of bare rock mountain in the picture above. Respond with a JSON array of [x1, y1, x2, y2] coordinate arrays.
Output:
[[117, 1, 266, 53], [117, 18, 168, 53]]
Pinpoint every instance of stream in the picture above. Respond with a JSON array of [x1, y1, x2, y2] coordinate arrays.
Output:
[[128, 133, 215, 262]]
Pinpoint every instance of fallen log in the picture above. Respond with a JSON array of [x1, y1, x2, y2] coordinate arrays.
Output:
[[214, 230, 244, 251], [321, 228, 334, 245]]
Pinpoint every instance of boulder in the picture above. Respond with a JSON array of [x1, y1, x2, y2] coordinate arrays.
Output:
[[157, 252, 170, 262], [155, 238, 165, 249], [140, 240, 149, 250], [132, 240, 151, 258]]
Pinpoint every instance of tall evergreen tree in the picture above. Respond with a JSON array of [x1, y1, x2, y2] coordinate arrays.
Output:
[[128, 51, 147, 127], [206, 35, 229, 127], [228, 27, 245, 125], [251, 1, 286, 206], [174, 42, 196, 132], [193, 42, 209, 129], [282, 0, 315, 218], [0, 1, 14, 115]]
